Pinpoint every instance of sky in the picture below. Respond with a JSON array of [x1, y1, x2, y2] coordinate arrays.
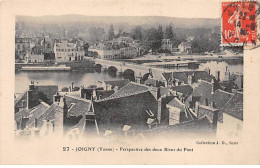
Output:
[[3, 0, 223, 18]]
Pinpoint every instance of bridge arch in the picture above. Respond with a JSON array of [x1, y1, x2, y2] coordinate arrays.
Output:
[[95, 64, 103, 72], [107, 66, 118, 77], [142, 73, 151, 82], [123, 69, 135, 82]]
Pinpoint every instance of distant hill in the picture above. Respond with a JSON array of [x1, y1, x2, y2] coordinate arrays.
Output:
[[16, 15, 220, 29]]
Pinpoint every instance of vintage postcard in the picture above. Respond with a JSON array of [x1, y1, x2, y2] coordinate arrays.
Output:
[[0, 0, 259, 165]]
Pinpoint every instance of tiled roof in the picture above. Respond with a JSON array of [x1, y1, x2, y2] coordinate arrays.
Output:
[[14, 85, 58, 108], [184, 71, 214, 83], [65, 95, 91, 117], [159, 87, 171, 96], [163, 71, 213, 84], [96, 90, 115, 99], [163, 72, 188, 83], [171, 84, 193, 98], [191, 80, 213, 98], [37, 103, 59, 124], [26, 102, 50, 128], [64, 95, 91, 133], [167, 116, 212, 130], [14, 90, 27, 108], [167, 98, 196, 122], [144, 78, 157, 86], [56, 41, 76, 49], [221, 92, 243, 120], [99, 82, 149, 101], [15, 108, 29, 123], [35, 85, 58, 105], [104, 79, 130, 90], [212, 89, 234, 110], [93, 90, 158, 132], [141, 116, 212, 135], [230, 73, 243, 80], [167, 97, 185, 110]]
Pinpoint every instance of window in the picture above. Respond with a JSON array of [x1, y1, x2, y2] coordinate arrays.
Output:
[[205, 98, 209, 106], [68, 103, 76, 111]]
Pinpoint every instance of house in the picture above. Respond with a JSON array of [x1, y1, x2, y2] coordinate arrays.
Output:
[[186, 80, 243, 137], [93, 82, 160, 133], [217, 92, 243, 137], [144, 78, 158, 87], [166, 97, 197, 126], [88, 40, 139, 60], [219, 67, 243, 92], [162, 70, 215, 87], [171, 84, 193, 100], [54, 40, 85, 62], [15, 90, 97, 139], [26, 54, 44, 63], [230, 73, 243, 91], [40, 36, 54, 54], [161, 39, 173, 52], [101, 79, 130, 91], [178, 42, 192, 53], [14, 82, 58, 113], [15, 37, 31, 60], [15, 101, 50, 131], [139, 116, 217, 139]]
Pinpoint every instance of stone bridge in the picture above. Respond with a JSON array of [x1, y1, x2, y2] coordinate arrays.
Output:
[[93, 58, 171, 82]]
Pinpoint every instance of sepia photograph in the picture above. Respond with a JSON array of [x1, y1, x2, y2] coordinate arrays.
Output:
[[1, 0, 260, 165]]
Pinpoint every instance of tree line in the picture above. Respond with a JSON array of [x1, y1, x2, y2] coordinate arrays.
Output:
[[87, 24, 221, 54]]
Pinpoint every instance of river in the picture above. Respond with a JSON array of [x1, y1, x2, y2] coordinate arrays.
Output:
[[15, 60, 243, 93]]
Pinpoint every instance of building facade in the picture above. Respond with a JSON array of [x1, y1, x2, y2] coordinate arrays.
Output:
[[54, 41, 85, 62], [15, 37, 31, 60], [178, 42, 192, 53]]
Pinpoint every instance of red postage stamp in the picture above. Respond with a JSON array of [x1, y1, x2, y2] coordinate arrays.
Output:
[[221, 1, 258, 46]]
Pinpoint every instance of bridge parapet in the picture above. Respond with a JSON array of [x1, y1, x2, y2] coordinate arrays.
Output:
[[93, 58, 170, 81]]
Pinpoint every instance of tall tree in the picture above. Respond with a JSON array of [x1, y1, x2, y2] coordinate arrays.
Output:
[[143, 28, 162, 52], [164, 24, 174, 40], [108, 24, 115, 40], [158, 25, 164, 40], [88, 27, 105, 42], [131, 26, 143, 41]]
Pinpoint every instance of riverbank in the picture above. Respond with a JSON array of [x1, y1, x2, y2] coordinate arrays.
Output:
[[15, 60, 96, 72]]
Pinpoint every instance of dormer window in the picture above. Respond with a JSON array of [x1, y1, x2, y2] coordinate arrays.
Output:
[[68, 103, 76, 112], [146, 109, 154, 117]]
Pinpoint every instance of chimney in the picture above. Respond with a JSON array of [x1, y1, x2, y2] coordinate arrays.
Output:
[[53, 92, 61, 104], [210, 101, 215, 108], [175, 79, 179, 86], [34, 118, 38, 128], [188, 75, 192, 85], [136, 76, 141, 84], [212, 109, 219, 130], [224, 66, 230, 81], [71, 82, 74, 91], [157, 98, 162, 124], [114, 86, 119, 92], [195, 101, 199, 116], [211, 79, 215, 94], [27, 82, 40, 110], [22, 100, 26, 109], [215, 71, 220, 81], [107, 84, 112, 90], [92, 89, 97, 100], [205, 68, 210, 75]]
